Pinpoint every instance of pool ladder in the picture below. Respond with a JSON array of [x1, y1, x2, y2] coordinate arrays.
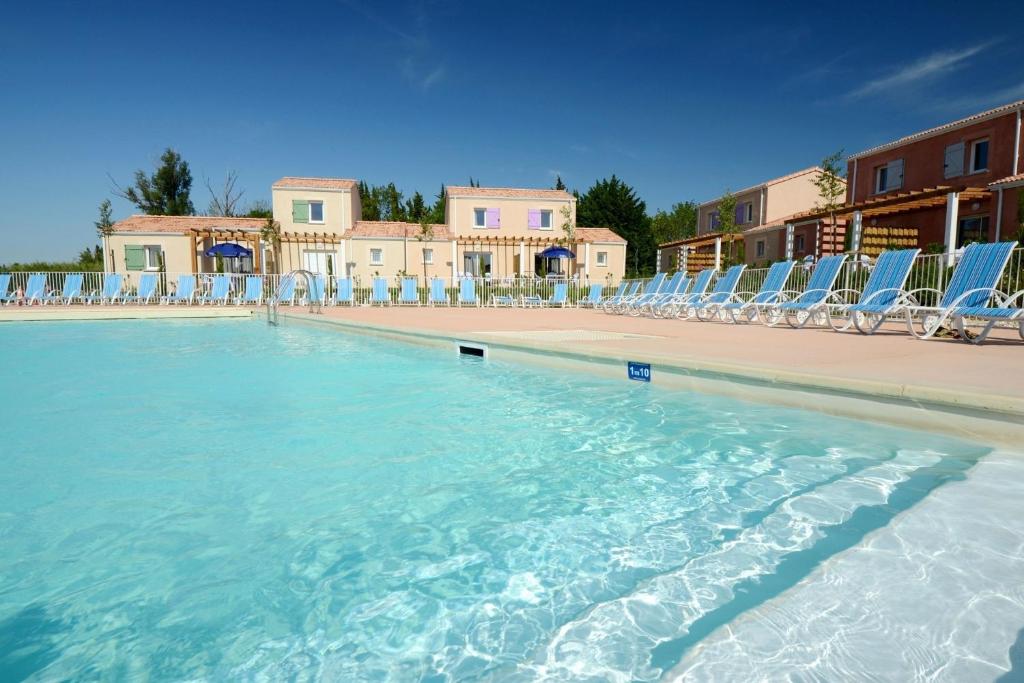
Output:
[[266, 269, 322, 326]]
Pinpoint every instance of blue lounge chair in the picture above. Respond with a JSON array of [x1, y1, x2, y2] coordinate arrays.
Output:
[[236, 276, 264, 306], [458, 278, 478, 307], [303, 274, 326, 305], [826, 249, 920, 333], [370, 277, 390, 306], [83, 273, 124, 305], [601, 281, 640, 312], [199, 275, 231, 305], [494, 292, 517, 307], [428, 278, 449, 306], [685, 265, 748, 321], [721, 260, 795, 324], [903, 241, 1019, 343], [122, 273, 158, 305], [634, 271, 688, 316], [654, 268, 715, 318], [162, 275, 197, 305], [611, 272, 666, 314], [274, 275, 296, 305], [398, 277, 420, 305], [578, 283, 604, 308], [23, 274, 47, 305], [334, 277, 354, 306], [56, 273, 84, 304], [767, 254, 849, 328], [0, 274, 13, 305]]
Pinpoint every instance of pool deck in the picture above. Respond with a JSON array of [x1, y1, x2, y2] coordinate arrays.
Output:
[[278, 305, 1024, 419], [0, 305, 252, 322]]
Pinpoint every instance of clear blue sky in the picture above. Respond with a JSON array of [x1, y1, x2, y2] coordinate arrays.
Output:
[[2, 1, 1022, 261]]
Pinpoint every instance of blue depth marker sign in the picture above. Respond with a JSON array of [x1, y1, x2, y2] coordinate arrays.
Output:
[[627, 361, 651, 382]]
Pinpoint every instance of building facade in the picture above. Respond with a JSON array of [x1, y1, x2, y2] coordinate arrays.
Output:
[[106, 178, 628, 285]]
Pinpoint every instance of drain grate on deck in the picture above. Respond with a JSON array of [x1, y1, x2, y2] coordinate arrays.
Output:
[[471, 329, 662, 342]]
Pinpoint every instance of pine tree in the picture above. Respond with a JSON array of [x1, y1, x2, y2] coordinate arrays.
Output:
[[577, 175, 653, 276], [554, 175, 567, 191], [428, 185, 446, 224], [116, 148, 195, 215], [95, 199, 114, 238]]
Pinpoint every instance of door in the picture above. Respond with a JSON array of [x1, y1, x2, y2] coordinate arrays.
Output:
[[303, 250, 334, 275]]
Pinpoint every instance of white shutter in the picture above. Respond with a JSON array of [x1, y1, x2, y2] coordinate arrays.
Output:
[[886, 159, 904, 191], [944, 143, 964, 179]]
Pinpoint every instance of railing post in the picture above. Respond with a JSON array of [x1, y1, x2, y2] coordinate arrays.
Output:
[[943, 191, 960, 268], [785, 223, 794, 259], [850, 211, 863, 253], [714, 237, 722, 271]]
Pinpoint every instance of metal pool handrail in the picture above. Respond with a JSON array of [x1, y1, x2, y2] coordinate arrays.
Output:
[[267, 269, 321, 325]]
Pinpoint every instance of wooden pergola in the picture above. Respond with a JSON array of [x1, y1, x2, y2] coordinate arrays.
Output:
[[656, 233, 744, 275], [454, 234, 583, 277], [187, 229, 343, 274], [791, 185, 991, 221]]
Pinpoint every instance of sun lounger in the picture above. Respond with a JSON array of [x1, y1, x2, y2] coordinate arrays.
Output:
[[370, 277, 391, 306], [121, 273, 158, 305], [684, 265, 748, 321], [610, 272, 666, 314], [161, 275, 197, 305], [578, 283, 604, 308], [334, 277, 354, 306], [83, 273, 124, 305], [826, 249, 920, 333], [0, 274, 14, 305], [458, 278, 478, 307], [494, 293, 517, 307], [428, 278, 449, 306], [654, 268, 714, 318], [23, 274, 47, 305], [766, 254, 849, 328], [722, 260, 795, 324], [601, 281, 640, 312], [398, 277, 420, 305], [236, 276, 264, 306], [199, 275, 231, 305], [633, 271, 688, 316], [903, 241, 1019, 343]]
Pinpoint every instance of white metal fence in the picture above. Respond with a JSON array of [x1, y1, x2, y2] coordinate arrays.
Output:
[[3, 247, 1023, 307]]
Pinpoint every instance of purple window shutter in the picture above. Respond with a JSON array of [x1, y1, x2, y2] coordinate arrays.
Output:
[[486, 208, 500, 229], [527, 209, 541, 229], [735, 204, 745, 223], [710, 211, 719, 230]]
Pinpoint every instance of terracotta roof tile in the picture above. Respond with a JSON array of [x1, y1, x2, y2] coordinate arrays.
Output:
[[990, 173, 1024, 188], [698, 167, 828, 207], [349, 221, 451, 239], [575, 226, 626, 243], [850, 99, 1024, 160], [111, 215, 266, 234], [446, 186, 574, 200], [272, 177, 358, 190]]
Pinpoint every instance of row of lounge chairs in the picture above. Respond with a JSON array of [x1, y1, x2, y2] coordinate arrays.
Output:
[[599, 241, 1023, 344], [0, 274, 265, 306]]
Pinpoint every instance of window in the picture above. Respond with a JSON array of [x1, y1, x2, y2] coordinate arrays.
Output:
[[369, 248, 383, 265], [709, 211, 720, 231], [745, 203, 754, 224], [970, 139, 989, 173], [144, 245, 163, 270], [957, 215, 989, 247], [473, 208, 487, 228], [308, 201, 324, 223], [423, 248, 433, 264], [794, 234, 805, 253], [755, 240, 765, 259], [596, 251, 608, 266], [540, 210, 552, 230], [874, 159, 904, 193]]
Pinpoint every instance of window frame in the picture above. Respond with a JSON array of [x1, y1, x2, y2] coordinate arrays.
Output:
[[969, 138, 990, 174], [596, 251, 608, 266], [308, 200, 325, 224], [794, 234, 806, 253], [369, 248, 384, 266], [874, 165, 889, 194], [473, 208, 487, 229], [143, 245, 163, 270], [745, 202, 754, 224], [755, 239, 765, 259], [956, 214, 990, 248], [539, 209, 553, 230], [422, 248, 434, 264]]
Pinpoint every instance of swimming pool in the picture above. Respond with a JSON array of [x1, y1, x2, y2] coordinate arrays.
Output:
[[1, 319, 1021, 680]]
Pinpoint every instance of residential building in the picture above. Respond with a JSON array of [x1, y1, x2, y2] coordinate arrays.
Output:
[[106, 178, 627, 285], [844, 99, 1023, 250]]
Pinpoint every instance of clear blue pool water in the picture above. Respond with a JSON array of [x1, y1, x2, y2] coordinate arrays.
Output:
[[0, 319, 1004, 680]]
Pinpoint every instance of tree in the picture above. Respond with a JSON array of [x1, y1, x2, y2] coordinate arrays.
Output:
[[813, 150, 846, 252], [559, 205, 575, 245], [114, 148, 195, 215], [553, 175, 567, 191], [206, 170, 244, 217], [415, 216, 435, 282], [428, 185, 446, 224], [243, 200, 273, 218], [649, 201, 698, 246], [717, 190, 740, 267], [405, 191, 427, 222], [577, 175, 653, 276], [260, 217, 282, 273], [95, 199, 114, 239]]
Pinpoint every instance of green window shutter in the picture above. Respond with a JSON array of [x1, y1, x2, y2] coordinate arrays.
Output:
[[124, 245, 145, 270], [292, 200, 309, 223]]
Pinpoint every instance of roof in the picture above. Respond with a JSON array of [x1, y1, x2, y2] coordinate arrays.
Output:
[[990, 173, 1024, 189], [446, 186, 574, 200], [348, 221, 452, 239], [575, 226, 626, 243], [850, 99, 1024, 160], [698, 167, 826, 207], [791, 185, 991, 221], [272, 177, 358, 190], [111, 214, 266, 234]]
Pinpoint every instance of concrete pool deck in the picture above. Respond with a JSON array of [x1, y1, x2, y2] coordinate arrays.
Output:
[[274, 305, 1024, 421], [0, 305, 253, 322]]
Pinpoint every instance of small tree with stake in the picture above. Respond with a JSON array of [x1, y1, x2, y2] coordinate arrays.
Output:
[[813, 150, 846, 253], [260, 217, 282, 274], [415, 216, 435, 284], [718, 191, 738, 267], [95, 199, 114, 271]]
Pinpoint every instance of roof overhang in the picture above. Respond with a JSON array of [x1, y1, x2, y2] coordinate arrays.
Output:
[[789, 186, 991, 222]]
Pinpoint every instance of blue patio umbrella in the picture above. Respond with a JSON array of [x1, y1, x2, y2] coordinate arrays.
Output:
[[538, 246, 576, 259], [204, 243, 252, 258]]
